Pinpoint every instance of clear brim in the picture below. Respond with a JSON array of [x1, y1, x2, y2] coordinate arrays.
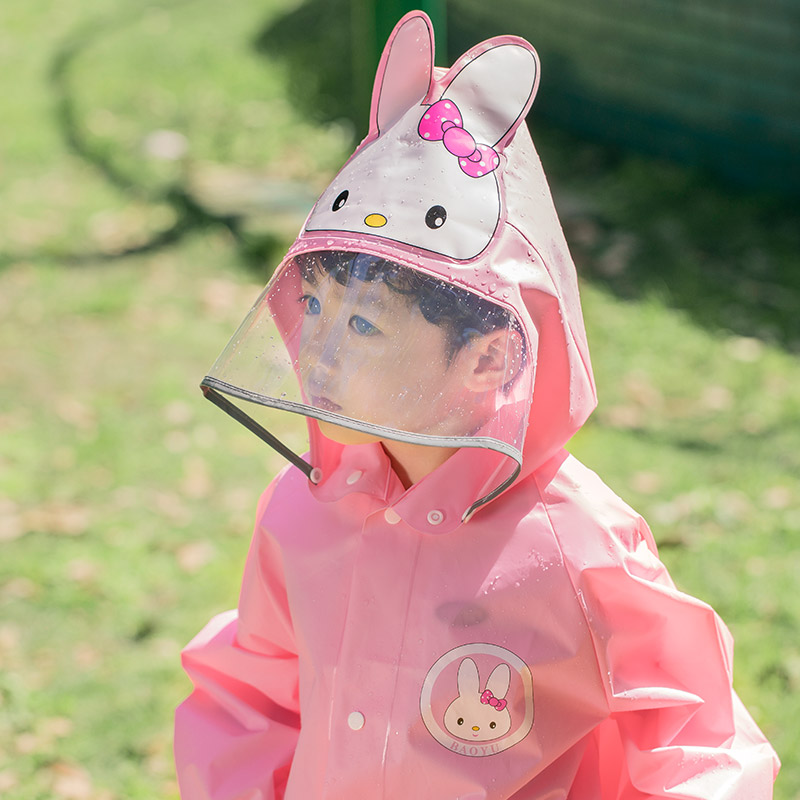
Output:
[[202, 249, 533, 465]]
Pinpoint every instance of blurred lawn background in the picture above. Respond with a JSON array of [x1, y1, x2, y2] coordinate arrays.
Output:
[[1, 1, 798, 798]]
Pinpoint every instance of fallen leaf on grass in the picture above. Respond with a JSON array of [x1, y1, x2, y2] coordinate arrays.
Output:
[[600, 404, 643, 430], [630, 471, 662, 494], [701, 385, 733, 412], [163, 400, 193, 426], [0, 505, 23, 542], [72, 643, 102, 670], [88, 206, 155, 256], [176, 540, 216, 574], [192, 423, 218, 448], [726, 336, 763, 363], [153, 492, 191, 526], [0, 771, 18, 792], [164, 430, 191, 453], [66, 559, 99, 584], [201, 277, 242, 320], [55, 398, 97, 432], [0, 410, 31, 433], [151, 637, 181, 659], [52, 447, 77, 470], [0, 623, 21, 658], [142, 129, 188, 161], [143, 732, 174, 777], [23, 504, 90, 536], [40, 716, 74, 738], [1, 577, 38, 599], [224, 487, 253, 512], [49, 762, 94, 800], [714, 491, 753, 526], [651, 491, 708, 526], [181, 455, 212, 499], [762, 486, 794, 511], [200, 277, 260, 324], [16, 731, 47, 755], [623, 372, 664, 410]]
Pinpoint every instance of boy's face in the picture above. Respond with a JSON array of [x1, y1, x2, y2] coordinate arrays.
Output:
[[297, 272, 484, 440]]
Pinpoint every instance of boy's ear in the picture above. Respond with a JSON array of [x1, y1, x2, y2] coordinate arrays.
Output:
[[461, 328, 524, 392]]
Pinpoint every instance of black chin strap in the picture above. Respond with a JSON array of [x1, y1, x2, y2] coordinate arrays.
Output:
[[201, 385, 314, 480], [202, 383, 522, 525]]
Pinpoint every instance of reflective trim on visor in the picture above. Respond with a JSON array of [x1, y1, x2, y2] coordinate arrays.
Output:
[[200, 379, 522, 521]]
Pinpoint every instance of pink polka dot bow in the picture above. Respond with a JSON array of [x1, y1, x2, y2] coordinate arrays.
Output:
[[418, 99, 500, 179], [480, 689, 507, 712]]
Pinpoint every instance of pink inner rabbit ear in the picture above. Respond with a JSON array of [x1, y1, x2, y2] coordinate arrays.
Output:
[[457, 658, 481, 696], [441, 39, 539, 149], [370, 11, 434, 136]]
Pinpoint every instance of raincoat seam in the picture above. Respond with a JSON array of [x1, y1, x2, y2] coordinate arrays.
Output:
[[506, 220, 596, 404], [378, 532, 423, 797], [530, 467, 613, 716]]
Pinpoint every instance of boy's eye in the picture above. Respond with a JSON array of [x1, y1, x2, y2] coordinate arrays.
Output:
[[300, 294, 321, 315], [332, 190, 349, 211], [349, 315, 379, 336]]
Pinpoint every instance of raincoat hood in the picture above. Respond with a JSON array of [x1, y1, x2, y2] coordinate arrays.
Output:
[[201, 11, 596, 524]]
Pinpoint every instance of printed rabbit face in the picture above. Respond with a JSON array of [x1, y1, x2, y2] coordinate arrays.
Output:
[[307, 108, 501, 261], [304, 13, 539, 261], [443, 658, 512, 742]]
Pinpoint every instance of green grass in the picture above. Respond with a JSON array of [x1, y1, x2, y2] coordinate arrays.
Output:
[[1, 1, 798, 798]]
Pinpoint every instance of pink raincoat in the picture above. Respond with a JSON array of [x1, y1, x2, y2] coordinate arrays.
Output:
[[175, 12, 779, 799]]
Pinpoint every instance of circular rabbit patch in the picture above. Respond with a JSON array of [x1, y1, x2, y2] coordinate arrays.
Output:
[[420, 643, 534, 756]]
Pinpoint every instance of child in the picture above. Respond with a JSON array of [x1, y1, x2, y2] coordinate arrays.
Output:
[[175, 12, 779, 799]]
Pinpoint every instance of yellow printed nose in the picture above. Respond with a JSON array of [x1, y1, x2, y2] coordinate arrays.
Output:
[[472, 726, 480, 732], [364, 213, 387, 228]]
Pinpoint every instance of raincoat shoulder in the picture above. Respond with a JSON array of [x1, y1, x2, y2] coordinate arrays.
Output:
[[533, 454, 780, 798]]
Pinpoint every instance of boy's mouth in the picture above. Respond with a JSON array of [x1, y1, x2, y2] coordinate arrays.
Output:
[[311, 395, 342, 413]]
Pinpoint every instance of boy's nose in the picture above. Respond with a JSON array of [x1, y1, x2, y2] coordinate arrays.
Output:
[[306, 361, 337, 391], [303, 322, 343, 367]]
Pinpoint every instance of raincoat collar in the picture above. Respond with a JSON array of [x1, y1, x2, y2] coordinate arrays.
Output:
[[308, 431, 513, 535]]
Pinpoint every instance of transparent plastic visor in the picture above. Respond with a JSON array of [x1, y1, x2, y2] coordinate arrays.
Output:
[[201, 250, 533, 515]]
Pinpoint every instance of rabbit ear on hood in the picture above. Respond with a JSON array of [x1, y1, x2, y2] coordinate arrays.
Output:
[[369, 11, 538, 151], [370, 12, 434, 136], [439, 38, 538, 151]]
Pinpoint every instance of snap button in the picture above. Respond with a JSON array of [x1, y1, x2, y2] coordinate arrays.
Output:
[[427, 509, 444, 525], [384, 508, 401, 525], [309, 467, 323, 484], [346, 470, 363, 485], [347, 711, 365, 731]]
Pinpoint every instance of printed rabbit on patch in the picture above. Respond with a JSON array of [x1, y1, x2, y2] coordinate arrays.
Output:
[[443, 657, 512, 742]]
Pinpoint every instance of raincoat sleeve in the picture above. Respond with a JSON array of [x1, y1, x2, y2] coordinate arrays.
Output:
[[567, 513, 779, 799], [174, 480, 300, 800]]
